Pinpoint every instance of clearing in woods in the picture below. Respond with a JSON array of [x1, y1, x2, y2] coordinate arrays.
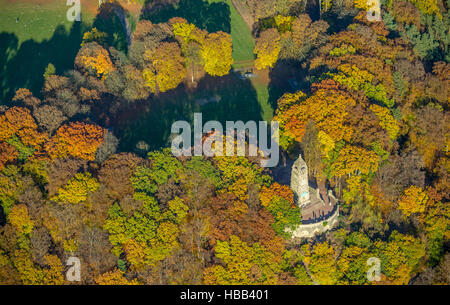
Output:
[[0, 0, 96, 102], [209, 0, 273, 121], [0, 0, 142, 102], [0, 0, 95, 46], [1, 0, 274, 127], [209, 0, 255, 64]]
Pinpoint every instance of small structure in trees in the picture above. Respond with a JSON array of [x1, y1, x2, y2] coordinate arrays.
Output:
[[288, 154, 339, 239]]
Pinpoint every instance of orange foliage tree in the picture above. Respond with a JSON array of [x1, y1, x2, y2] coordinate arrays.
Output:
[[46, 122, 105, 161], [0, 107, 46, 149], [0, 142, 18, 171], [274, 87, 356, 150], [259, 182, 294, 207], [75, 42, 115, 80]]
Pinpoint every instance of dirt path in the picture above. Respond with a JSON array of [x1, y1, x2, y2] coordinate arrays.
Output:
[[303, 263, 319, 285]]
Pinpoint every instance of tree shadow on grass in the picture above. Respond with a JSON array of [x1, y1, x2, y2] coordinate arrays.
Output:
[[0, 32, 19, 104], [113, 72, 262, 153], [140, 0, 231, 33], [267, 59, 309, 110], [0, 21, 91, 104], [93, 2, 130, 53], [0, 205, 5, 227]]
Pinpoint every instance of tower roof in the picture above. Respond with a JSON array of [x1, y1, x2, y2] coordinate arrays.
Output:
[[292, 154, 308, 173]]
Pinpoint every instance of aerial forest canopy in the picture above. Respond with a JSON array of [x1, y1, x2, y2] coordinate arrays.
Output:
[[0, 0, 448, 285]]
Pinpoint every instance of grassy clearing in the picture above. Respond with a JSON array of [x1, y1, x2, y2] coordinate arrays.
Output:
[[0, 0, 96, 101], [208, 0, 273, 122], [209, 0, 254, 63], [116, 74, 266, 151], [226, 0, 255, 63], [0, 0, 95, 46], [252, 82, 273, 121]]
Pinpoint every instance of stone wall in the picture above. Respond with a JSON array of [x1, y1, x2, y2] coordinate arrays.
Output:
[[287, 206, 340, 239]]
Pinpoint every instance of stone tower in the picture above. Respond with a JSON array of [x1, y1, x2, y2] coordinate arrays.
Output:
[[291, 155, 310, 207]]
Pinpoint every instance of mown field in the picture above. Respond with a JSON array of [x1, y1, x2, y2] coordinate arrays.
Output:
[[0, 0, 95, 46], [0, 0, 96, 102], [208, 0, 273, 121], [209, 0, 255, 64]]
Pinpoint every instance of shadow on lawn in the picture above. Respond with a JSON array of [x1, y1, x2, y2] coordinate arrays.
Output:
[[113, 72, 263, 154], [267, 59, 309, 110], [0, 21, 91, 104], [140, 0, 231, 33], [93, 2, 130, 53], [0, 2, 131, 105]]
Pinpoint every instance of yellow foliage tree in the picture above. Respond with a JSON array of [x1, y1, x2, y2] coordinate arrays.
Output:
[[12, 250, 43, 284], [8, 204, 34, 235], [318, 130, 335, 158], [254, 28, 281, 70], [201, 32, 234, 76], [95, 268, 140, 285], [305, 242, 338, 285], [275, 88, 356, 145], [76, 42, 115, 80], [398, 186, 429, 216], [330, 145, 379, 178], [370, 104, 400, 140], [142, 42, 186, 93], [408, 0, 441, 16], [51, 172, 100, 204], [172, 21, 202, 44], [42, 255, 65, 285], [171, 19, 233, 77], [204, 235, 280, 285]]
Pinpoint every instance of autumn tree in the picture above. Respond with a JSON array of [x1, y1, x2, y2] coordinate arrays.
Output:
[[46, 122, 105, 161], [279, 14, 329, 61], [0, 106, 46, 151], [304, 242, 338, 285], [398, 186, 429, 217], [376, 231, 426, 284], [259, 182, 294, 208], [8, 204, 34, 236], [75, 42, 115, 80], [51, 172, 100, 205], [33, 105, 67, 133], [0, 142, 18, 171], [142, 42, 186, 93], [201, 32, 233, 76], [204, 235, 281, 285], [96, 268, 140, 285], [254, 28, 281, 70], [172, 19, 206, 83], [12, 88, 41, 109], [98, 153, 143, 202]]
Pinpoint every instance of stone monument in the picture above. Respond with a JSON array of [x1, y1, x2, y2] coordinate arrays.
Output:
[[287, 154, 340, 239], [291, 155, 310, 207]]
